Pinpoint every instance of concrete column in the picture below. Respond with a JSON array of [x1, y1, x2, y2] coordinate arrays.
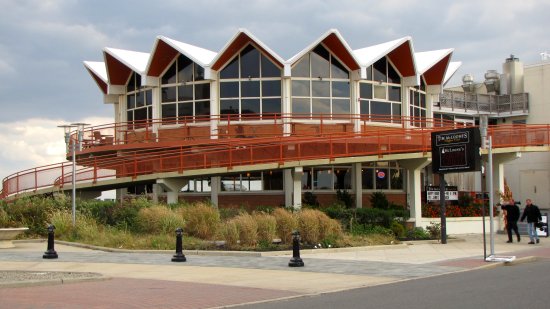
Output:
[[352, 163, 362, 208], [210, 176, 220, 209], [284, 169, 293, 207], [210, 79, 219, 139], [282, 77, 292, 136], [399, 158, 431, 227], [489, 152, 522, 203], [116, 188, 127, 203], [151, 183, 162, 204], [292, 167, 303, 210], [157, 178, 188, 205]]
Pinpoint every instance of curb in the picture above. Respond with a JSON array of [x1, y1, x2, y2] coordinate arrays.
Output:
[[0, 275, 111, 288]]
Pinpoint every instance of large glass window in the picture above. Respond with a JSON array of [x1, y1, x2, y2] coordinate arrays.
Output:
[[126, 72, 153, 128], [220, 171, 283, 192], [219, 44, 282, 120], [300, 165, 352, 191], [291, 44, 351, 118], [161, 54, 210, 124], [359, 57, 402, 123], [361, 162, 404, 190], [409, 79, 427, 127]]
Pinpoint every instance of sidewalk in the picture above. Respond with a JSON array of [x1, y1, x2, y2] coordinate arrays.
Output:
[[1, 233, 549, 308]]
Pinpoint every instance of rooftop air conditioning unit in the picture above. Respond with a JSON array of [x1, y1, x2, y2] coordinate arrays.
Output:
[[484, 70, 500, 94], [462, 74, 475, 92]]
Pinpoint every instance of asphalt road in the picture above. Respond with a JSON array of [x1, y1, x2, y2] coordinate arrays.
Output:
[[236, 259, 550, 309]]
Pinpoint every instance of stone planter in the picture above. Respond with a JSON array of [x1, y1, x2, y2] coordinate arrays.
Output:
[[0, 228, 29, 248]]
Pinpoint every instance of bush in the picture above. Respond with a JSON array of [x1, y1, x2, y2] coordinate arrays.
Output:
[[426, 222, 442, 240], [316, 211, 343, 243], [350, 224, 393, 236], [179, 202, 220, 240], [302, 192, 319, 208], [272, 208, 297, 244], [336, 189, 353, 208], [253, 212, 277, 244], [219, 220, 239, 249], [370, 192, 389, 210], [406, 227, 430, 240], [136, 206, 185, 234], [390, 221, 406, 238], [297, 209, 321, 244], [49, 210, 74, 239], [6, 197, 60, 235], [231, 213, 258, 247]]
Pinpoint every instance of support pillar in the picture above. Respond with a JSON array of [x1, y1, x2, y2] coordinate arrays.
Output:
[[152, 183, 161, 204], [352, 163, 362, 208], [399, 158, 431, 227], [210, 176, 220, 209], [157, 178, 188, 205], [284, 169, 293, 208], [292, 167, 303, 210]]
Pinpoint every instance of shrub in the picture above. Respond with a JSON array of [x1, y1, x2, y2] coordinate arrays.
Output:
[[49, 210, 74, 239], [370, 192, 389, 210], [297, 209, 321, 244], [426, 222, 442, 240], [136, 206, 185, 234], [316, 211, 343, 242], [390, 221, 405, 238], [406, 227, 430, 240], [272, 208, 297, 244], [351, 224, 393, 236], [6, 197, 59, 235], [302, 192, 319, 208], [253, 212, 277, 244], [0, 206, 12, 227], [219, 220, 239, 249], [336, 189, 354, 208], [231, 213, 258, 247], [179, 202, 220, 240]]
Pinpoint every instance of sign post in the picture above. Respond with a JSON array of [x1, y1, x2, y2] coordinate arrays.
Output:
[[431, 127, 481, 244]]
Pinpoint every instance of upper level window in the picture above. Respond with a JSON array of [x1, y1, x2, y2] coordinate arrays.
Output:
[[126, 72, 152, 128], [359, 57, 402, 123], [219, 44, 282, 120], [409, 79, 427, 127], [161, 54, 210, 124], [291, 45, 350, 118]]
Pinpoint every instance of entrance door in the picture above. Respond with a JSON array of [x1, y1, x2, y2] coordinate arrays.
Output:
[[520, 170, 550, 210]]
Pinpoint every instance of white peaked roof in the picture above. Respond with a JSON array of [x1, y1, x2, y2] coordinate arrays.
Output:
[[155, 36, 217, 67], [211, 28, 285, 68], [103, 47, 150, 74], [83, 61, 108, 82], [286, 29, 357, 65], [415, 49, 454, 75], [353, 36, 412, 67], [444, 61, 462, 85]]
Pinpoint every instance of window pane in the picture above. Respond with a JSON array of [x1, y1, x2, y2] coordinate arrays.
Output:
[[162, 104, 176, 120], [136, 91, 144, 107], [220, 99, 239, 115], [162, 61, 177, 84], [261, 55, 280, 77], [134, 107, 147, 122], [127, 73, 136, 92], [366, 66, 372, 81], [262, 80, 281, 97], [420, 93, 426, 108], [127, 94, 135, 109], [292, 98, 310, 114], [373, 57, 387, 82], [242, 99, 260, 114], [240, 45, 260, 78], [314, 168, 333, 190], [392, 103, 402, 117], [390, 169, 403, 190], [387, 62, 400, 84], [220, 56, 239, 79], [360, 83, 372, 99], [360, 100, 370, 115], [311, 45, 330, 78], [145, 90, 152, 106], [292, 54, 310, 77], [373, 85, 386, 100], [178, 102, 193, 117], [331, 57, 349, 79], [311, 98, 330, 114], [220, 82, 239, 98], [333, 168, 351, 190], [195, 83, 210, 100], [312, 81, 329, 97], [292, 80, 310, 97], [241, 81, 260, 97], [388, 85, 401, 102], [362, 168, 374, 189], [195, 100, 210, 116], [194, 65, 205, 81], [375, 168, 389, 190], [161, 87, 176, 103], [263, 170, 283, 190], [127, 111, 133, 123], [333, 99, 350, 114], [371, 101, 391, 116], [332, 81, 350, 97], [262, 98, 281, 115], [178, 85, 193, 101], [177, 55, 193, 82]]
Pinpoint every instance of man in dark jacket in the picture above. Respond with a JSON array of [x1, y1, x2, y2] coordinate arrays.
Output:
[[521, 198, 542, 244], [501, 199, 521, 243]]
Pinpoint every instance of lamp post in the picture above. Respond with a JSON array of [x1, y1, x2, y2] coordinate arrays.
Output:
[[58, 123, 89, 227]]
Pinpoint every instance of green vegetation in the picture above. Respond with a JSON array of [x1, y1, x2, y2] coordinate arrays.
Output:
[[0, 192, 434, 250]]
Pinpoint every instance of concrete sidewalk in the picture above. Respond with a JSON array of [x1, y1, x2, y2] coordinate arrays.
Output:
[[1, 233, 548, 308]]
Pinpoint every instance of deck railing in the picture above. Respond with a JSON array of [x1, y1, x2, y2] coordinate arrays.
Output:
[[436, 91, 529, 115]]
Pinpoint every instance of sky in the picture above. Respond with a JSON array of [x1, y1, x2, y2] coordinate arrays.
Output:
[[1, 0, 550, 181]]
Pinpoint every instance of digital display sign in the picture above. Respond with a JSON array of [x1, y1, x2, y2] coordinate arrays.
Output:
[[431, 127, 481, 174]]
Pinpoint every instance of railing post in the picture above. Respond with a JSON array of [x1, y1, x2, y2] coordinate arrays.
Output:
[[93, 158, 97, 184], [34, 168, 38, 192]]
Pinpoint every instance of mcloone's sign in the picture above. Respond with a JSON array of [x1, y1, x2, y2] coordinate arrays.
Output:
[[431, 128, 481, 174]]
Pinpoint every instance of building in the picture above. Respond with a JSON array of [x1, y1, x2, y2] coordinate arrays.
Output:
[[2, 29, 548, 232]]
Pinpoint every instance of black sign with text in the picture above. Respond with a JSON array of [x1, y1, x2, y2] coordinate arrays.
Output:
[[431, 127, 481, 174]]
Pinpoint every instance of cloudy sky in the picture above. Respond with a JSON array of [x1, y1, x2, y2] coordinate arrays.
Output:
[[1, 0, 550, 180]]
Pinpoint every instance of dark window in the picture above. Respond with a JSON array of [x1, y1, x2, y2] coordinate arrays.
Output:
[[162, 104, 176, 120], [195, 101, 210, 116], [177, 55, 193, 82], [360, 100, 370, 115], [311, 98, 330, 114], [195, 83, 210, 100], [292, 54, 310, 77], [241, 81, 260, 97], [178, 102, 193, 118], [220, 99, 239, 115], [360, 83, 372, 99], [333, 99, 350, 114], [388, 86, 401, 102], [261, 55, 280, 77], [162, 87, 176, 103], [292, 98, 310, 114], [311, 45, 330, 78], [262, 98, 281, 115], [178, 85, 193, 101], [162, 61, 177, 84], [332, 81, 350, 97], [373, 58, 387, 82], [312, 81, 330, 97], [220, 82, 239, 98], [220, 56, 239, 79], [262, 80, 281, 97], [292, 80, 310, 97], [375, 168, 389, 190], [387, 63, 400, 84], [241, 99, 260, 115], [240, 45, 260, 78], [331, 57, 349, 79]]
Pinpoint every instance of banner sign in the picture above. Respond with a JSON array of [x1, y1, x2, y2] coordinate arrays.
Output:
[[431, 127, 481, 174]]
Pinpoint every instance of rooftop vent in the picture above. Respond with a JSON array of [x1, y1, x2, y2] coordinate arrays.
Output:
[[484, 70, 500, 94], [462, 74, 475, 92]]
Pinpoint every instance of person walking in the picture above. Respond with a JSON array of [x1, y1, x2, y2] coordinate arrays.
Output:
[[501, 199, 521, 243], [521, 198, 542, 244]]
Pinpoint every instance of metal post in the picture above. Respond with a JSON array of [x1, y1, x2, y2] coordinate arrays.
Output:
[[43, 225, 58, 259], [288, 230, 304, 267], [439, 173, 447, 244], [71, 139, 76, 227], [172, 227, 186, 262], [488, 136, 495, 256]]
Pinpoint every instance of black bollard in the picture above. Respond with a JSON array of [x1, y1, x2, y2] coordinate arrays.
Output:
[[288, 230, 304, 267], [171, 227, 187, 262], [42, 224, 58, 259]]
